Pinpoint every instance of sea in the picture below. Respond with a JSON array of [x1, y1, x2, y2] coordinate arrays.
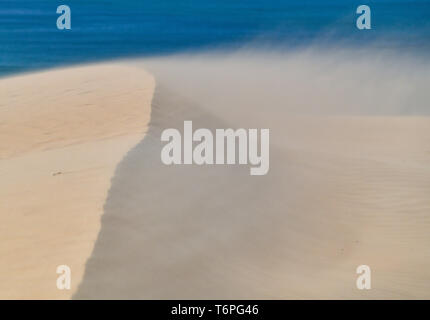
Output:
[[0, 0, 429, 77]]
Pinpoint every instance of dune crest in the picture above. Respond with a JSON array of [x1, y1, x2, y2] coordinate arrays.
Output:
[[0, 63, 155, 299]]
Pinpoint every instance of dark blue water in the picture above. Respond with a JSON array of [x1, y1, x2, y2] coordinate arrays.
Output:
[[1, 0, 429, 76]]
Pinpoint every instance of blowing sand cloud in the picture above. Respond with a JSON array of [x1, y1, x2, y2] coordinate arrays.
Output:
[[74, 48, 430, 299]]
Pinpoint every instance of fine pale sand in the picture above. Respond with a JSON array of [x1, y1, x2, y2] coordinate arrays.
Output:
[[75, 87, 430, 299], [0, 63, 155, 299], [75, 52, 430, 299], [2, 51, 430, 299]]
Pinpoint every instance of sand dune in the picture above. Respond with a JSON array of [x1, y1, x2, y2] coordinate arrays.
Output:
[[2, 50, 430, 299], [74, 51, 430, 299], [75, 105, 430, 299], [0, 63, 155, 299]]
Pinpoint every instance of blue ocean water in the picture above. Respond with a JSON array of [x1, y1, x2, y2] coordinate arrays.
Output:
[[0, 0, 429, 76]]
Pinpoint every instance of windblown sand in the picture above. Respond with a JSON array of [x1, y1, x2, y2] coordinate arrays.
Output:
[[75, 52, 430, 299], [0, 64, 155, 299], [1, 51, 430, 299]]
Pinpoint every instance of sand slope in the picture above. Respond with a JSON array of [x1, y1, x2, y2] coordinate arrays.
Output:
[[75, 85, 430, 299], [74, 52, 430, 299], [0, 63, 155, 299], [2, 51, 430, 299]]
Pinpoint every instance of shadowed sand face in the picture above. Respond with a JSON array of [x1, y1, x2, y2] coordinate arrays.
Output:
[[75, 51, 430, 299]]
